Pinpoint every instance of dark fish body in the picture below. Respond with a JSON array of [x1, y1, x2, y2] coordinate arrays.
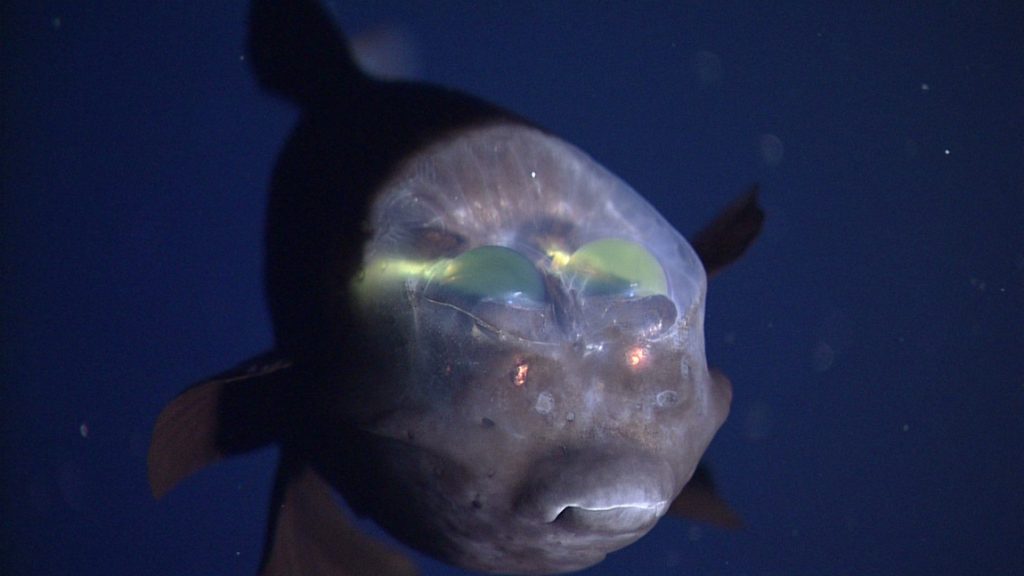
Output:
[[149, 1, 763, 575]]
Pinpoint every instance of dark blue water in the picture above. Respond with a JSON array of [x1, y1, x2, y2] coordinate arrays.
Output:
[[4, 2, 1022, 575]]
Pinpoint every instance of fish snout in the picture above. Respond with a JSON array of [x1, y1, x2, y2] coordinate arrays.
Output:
[[515, 450, 675, 534]]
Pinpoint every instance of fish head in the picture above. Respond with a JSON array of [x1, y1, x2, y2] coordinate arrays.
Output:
[[340, 123, 730, 573]]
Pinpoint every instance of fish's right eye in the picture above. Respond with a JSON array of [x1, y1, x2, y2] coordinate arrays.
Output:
[[424, 245, 546, 306], [562, 238, 668, 298]]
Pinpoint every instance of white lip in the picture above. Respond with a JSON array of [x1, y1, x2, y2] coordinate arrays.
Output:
[[549, 501, 667, 534], [557, 500, 669, 516]]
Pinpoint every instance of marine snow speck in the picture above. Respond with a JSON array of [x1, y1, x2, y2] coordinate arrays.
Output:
[[147, 1, 764, 575]]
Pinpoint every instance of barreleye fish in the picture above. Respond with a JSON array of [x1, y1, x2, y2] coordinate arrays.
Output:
[[148, 1, 764, 575]]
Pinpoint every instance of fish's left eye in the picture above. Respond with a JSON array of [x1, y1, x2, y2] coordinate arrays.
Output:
[[425, 245, 546, 305], [421, 246, 555, 342]]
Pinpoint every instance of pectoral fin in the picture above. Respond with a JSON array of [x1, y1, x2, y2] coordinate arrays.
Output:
[[260, 454, 417, 576], [692, 185, 764, 279], [147, 351, 293, 499], [668, 464, 743, 529]]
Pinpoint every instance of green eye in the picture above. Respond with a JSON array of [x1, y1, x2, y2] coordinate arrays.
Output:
[[563, 239, 668, 297], [426, 245, 545, 303]]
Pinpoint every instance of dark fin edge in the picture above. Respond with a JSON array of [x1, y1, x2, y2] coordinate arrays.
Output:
[[692, 185, 765, 279], [147, 351, 293, 499], [248, 0, 366, 105], [668, 463, 744, 530], [259, 452, 418, 576]]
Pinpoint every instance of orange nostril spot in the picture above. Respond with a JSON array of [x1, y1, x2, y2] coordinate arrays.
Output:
[[626, 346, 648, 369], [512, 361, 529, 387]]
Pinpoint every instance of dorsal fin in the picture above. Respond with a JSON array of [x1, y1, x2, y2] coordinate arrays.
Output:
[[247, 0, 366, 106]]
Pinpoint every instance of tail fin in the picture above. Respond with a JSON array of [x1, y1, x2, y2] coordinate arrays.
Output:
[[148, 351, 294, 499], [247, 0, 366, 105]]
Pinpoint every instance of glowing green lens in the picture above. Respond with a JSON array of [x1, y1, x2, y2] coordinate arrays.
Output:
[[563, 239, 667, 297], [427, 245, 545, 303]]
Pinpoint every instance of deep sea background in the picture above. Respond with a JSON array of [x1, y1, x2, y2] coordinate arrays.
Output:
[[3, 2, 1023, 575]]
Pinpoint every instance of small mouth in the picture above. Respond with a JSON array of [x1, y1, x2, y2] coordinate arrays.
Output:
[[551, 501, 668, 533], [515, 449, 676, 538]]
